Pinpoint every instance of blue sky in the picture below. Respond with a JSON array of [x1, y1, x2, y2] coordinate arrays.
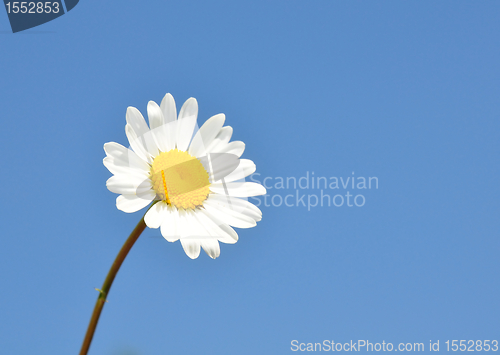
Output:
[[0, 1, 499, 354]]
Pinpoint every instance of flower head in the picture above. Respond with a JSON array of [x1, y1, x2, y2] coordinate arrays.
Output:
[[103, 94, 266, 259]]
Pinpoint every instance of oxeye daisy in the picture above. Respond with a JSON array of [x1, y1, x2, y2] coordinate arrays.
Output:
[[103, 93, 266, 259], [81, 93, 266, 355]]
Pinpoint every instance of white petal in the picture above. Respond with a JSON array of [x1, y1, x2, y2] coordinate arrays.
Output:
[[199, 209, 238, 244], [215, 159, 256, 183], [147, 101, 164, 129], [210, 182, 266, 197], [160, 93, 177, 151], [192, 209, 232, 242], [204, 200, 257, 228], [176, 98, 198, 151], [200, 238, 220, 259], [213, 141, 245, 157], [177, 209, 195, 239], [207, 194, 262, 222], [103, 157, 149, 178], [188, 114, 225, 158], [209, 157, 255, 183], [116, 193, 155, 213], [185, 210, 209, 238], [144, 202, 168, 229], [201, 152, 240, 183], [125, 108, 159, 157], [106, 175, 152, 195], [147, 101, 171, 153], [103, 142, 150, 172], [206, 126, 233, 153], [160, 93, 177, 123], [180, 239, 201, 259], [126, 107, 150, 138], [176, 210, 217, 240], [125, 124, 153, 163], [160, 206, 180, 242]]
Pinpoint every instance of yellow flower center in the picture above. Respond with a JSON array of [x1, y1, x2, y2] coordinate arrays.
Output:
[[150, 149, 210, 210]]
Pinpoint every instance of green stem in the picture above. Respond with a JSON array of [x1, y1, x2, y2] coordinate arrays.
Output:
[[79, 215, 148, 355]]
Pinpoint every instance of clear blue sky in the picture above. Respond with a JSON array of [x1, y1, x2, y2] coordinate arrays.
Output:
[[0, 1, 499, 354]]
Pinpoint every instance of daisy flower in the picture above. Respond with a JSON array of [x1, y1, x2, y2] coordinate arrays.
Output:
[[103, 93, 266, 259]]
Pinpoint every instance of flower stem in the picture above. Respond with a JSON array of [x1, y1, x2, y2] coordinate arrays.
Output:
[[79, 215, 147, 355]]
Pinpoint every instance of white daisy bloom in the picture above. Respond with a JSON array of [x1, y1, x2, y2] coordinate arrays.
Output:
[[103, 93, 266, 259]]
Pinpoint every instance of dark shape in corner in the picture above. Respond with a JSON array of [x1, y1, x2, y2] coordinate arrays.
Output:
[[64, 0, 79, 12], [4, 0, 80, 33]]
